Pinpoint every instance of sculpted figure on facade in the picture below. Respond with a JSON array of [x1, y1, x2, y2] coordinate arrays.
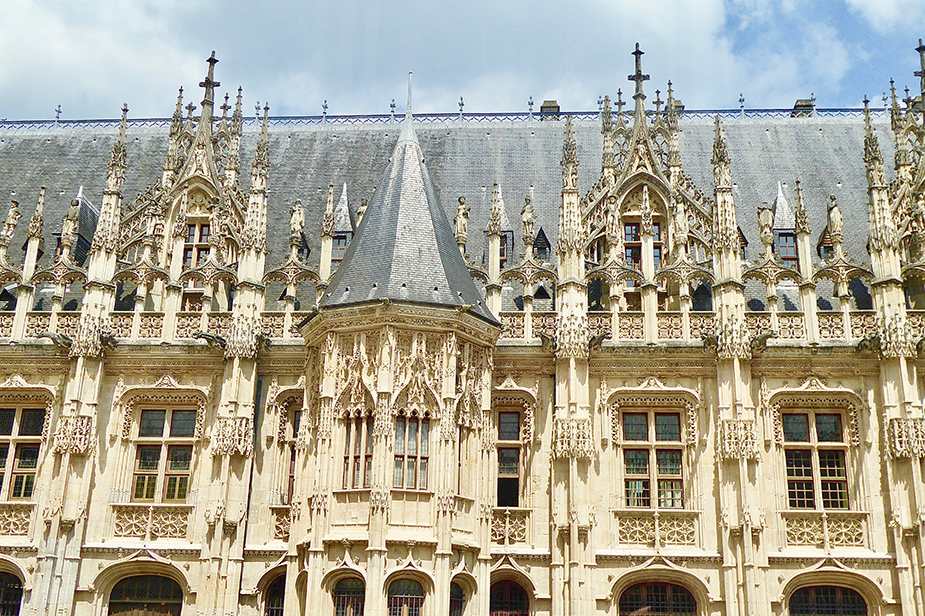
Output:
[[758, 201, 774, 256], [521, 195, 536, 242], [454, 196, 469, 243]]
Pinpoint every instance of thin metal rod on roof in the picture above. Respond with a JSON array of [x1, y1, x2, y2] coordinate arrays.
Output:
[[406, 73, 413, 120], [55, 105, 62, 128], [739, 94, 745, 118], [528, 96, 534, 121], [458, 96, 464, 124], [390, 99, 396, 124]]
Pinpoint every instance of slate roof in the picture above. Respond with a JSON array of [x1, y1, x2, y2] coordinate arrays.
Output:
[[320, 113, 497, 324], [0, 111, 894, 310]]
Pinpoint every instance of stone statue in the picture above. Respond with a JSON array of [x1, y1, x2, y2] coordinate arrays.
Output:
[[60, 199, 80, 253], [758, 201, 774, 253], [454, 197, 469, 240], [1, 201, 20, 240], [356, 198, 368, 227], [521, 196, 536, 240], [290, 199, 305, 237], [673, 197, 689, 251], [828, 195, 844, 239]]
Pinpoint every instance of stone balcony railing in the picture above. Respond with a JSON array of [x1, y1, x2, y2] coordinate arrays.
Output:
[[112, 503, 192, 540], [490, 507, 530, 546], [781, 510, 867, 549], [613, 509, 698, 546], [0, 502, 34, 536], [4, 307, 896, 345]]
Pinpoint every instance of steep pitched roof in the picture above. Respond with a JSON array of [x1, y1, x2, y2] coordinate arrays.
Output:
[[320, 94, 497, 325]]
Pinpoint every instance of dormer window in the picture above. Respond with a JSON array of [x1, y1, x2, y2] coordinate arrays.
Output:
[[332, 235, 349, 265], [775, 231, 798, 268], [534, 228, 551, 261]]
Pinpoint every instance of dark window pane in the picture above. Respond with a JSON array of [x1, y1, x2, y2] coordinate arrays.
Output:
[[625, 479, 650, 507], [169, 410, 196, 437], [786, 450, 813, 477], [655, 414, 681, 441], [498, 448, 520, 475], [783, 414, 809, 442], [623, 414, 647, 441], [139, 410, 166, 437], [18, 409, 45, 436], [498, 412, 520, 441], [136, 446, 161, 471], [168, 446, 192, 471], [15, 445, 39, 470], [497, 477, 519, 507], [816, 414, 843, 442], [624, 450, 649, 475], [657, 450, 682, 475], [0, 410, 14, 435]]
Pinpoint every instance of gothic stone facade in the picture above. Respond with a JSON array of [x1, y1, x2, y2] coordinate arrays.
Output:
[[0, 44, 922, 616]]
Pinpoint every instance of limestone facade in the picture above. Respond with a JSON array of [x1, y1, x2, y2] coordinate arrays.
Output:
[[0, 43, 922, 616]]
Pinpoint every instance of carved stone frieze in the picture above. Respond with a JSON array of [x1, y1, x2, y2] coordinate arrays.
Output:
[[52, 415, 94, 455], [211, 416, 254, 457], [553, 417, 593, 459], [718, 419, 760, 461]]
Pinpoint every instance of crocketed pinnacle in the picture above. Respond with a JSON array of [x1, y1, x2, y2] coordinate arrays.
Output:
[[321, 78, 497, 325]]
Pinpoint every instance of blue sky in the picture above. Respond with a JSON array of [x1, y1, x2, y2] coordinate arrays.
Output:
[[0, 0, 922, 120]]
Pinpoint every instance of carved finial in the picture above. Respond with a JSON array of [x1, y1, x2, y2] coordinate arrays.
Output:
[[561, 115, 578, 190], [407, 72, 413, 120], [601, 95, 613, 132], [390, 98, 396, 120], [28, 186, 45, 241], [106, 104, 128, 192], [322, 184, 335, 237], [252, 103, 270, 179], [55, 105, 62, 124], [616, 89, 624, 116], [199, 51, 220, 107], [916, 38, 925, 100], [794, 179, 809, 235], [863, 95, 883, 167], [488, 183, 503, 236], [220, 93, 231, 119], [356, 197, 368, 227], [628, 43, 650, 99], [654, 89, 662, 114], [739, 93, 745, 117]]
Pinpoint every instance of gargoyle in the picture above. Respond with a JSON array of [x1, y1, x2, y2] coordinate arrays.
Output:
[[37, 332, 72, 349], [588, 331, 611, 351], [256, 331, 272, 352], [194, 331, 227, 350], [538, 331, 557, 354], [100, 329, 117, 349], [750, 330, 777, 352], [700, 330, 718, 351], [856, 333, 881, 354]]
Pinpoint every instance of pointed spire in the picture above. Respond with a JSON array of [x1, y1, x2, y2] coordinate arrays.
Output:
[[252, 103, 270, 183], [333, 183, 352, 233], [320, 78, 496, 325], [772, 181, 794, 229], [170, 87, 184, 135], [106, 104, 128, 193], [915, 38, 925, 101], [561, 115, 578, 191], [28, 186, 44, 240], [863, 96, 883, 170], [398, 72, 417, 145], [601, 95, 615, 172]]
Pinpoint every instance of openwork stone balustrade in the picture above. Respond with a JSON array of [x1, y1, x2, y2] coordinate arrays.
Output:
[[782, 511, 867, 548], [491, 507, 530, 545], [112, 504, 192, 540], [614, 510, 698, 546]]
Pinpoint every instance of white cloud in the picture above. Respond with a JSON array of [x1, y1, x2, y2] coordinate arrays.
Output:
[[845, 0, 925, 31]]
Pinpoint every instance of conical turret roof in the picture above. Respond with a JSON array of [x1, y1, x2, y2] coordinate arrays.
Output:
[[321, 79, 496, 325]]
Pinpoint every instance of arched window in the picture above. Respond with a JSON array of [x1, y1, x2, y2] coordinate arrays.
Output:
[[450, 582, 466, 616], [333, 578, 365, 616], [490, 580, 528, 616], [619, 582, 696, 616], [108, 575, 183, 616], [0, 572, 22, 616], [265, 575, 285, 616], [790, 586, 867, 616], [387, 579, 424, 616]]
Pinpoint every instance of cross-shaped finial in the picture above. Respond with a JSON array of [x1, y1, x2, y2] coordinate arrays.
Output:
[[55, 105, 62, 122], [616, 89, 624, 114], [739, 93, 745, 109], [220, 94, 231, 117], [199, 51, 220, 103], [528, 96, 534, 113], [597, 96, 603, 112], [390, 99, 396, 115], [905, 86, 912, 108], [459, 97, 464, 112], [654, 89, 662, 113], [255, 101, 261, 120], [185, 102, 197, 118], [628, 43, 650, 98], [322, 100, 328, 115]]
